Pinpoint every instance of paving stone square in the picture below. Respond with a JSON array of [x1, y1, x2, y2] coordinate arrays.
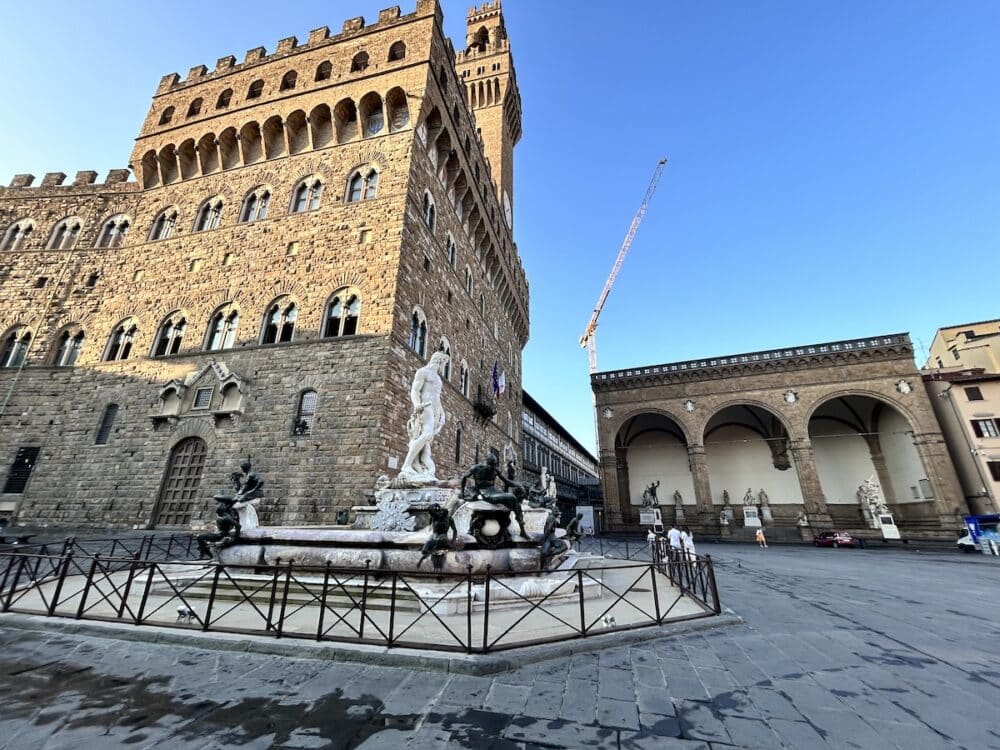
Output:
[[1, 543, 999, 748]]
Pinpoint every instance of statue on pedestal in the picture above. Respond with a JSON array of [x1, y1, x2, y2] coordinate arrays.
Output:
[[642, 481, 661, 507], [757, 489, 770, 506], [539, 511, 569, 566], [564, 513, 584, 544], [742, 488, 755, 506], [857, 475, 888, 519], [461, 454, 528, 540], [399, 351, 450, 483], [197, 457, 264, 558], [796, 511, 809, 527]]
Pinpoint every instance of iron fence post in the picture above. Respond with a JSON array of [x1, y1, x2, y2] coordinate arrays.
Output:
[[387, 573, 398, 646], [165, 535, 174, 561], [2, 555, 27, 612], [185, 534, 194, 558], [265, 558, 282, 632], [47, 553, 73, 617], [358, 560, 371, 641], [481, 565, 492, 652], [707, 555, 721, 614], [577, 569, 587, 636], [625, 539, 630, 559], [316, 561, 332, 641], [135, 561, 156, 624], [76, 554, 100, 619], [202, 563, 222, 631], [649, 563, 662, 624], [276, 560, 293, 638], [116, 552, 141, 619], [466, 565, 473, 654]]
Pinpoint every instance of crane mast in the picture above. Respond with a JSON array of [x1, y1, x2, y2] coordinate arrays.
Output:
[[580, 158, 667, 373]]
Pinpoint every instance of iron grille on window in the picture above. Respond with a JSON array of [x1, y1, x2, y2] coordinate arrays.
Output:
[[4, 447, 40, 494], [193, 387, 214, 410]]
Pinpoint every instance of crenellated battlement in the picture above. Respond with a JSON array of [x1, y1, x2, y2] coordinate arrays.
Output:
[[2, 169, 134, 193], [154, 1, 439, 96], [467, 1, 502, 20]]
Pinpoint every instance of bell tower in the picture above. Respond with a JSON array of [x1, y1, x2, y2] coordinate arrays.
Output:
[[455, 1, 522, 231]]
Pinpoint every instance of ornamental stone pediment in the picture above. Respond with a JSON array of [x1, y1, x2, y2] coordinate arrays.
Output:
[[152, 359, 249, 429]]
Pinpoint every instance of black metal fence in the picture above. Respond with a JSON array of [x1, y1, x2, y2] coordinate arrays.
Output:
[[0, 541, 720, 654], [577, 536, 657, 561]]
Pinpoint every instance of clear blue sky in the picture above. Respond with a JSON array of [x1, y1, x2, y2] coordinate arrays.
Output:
[[2, 1, 998, 455]]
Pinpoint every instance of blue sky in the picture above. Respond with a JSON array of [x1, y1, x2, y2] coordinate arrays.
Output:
[[2, 1, 998, 454]]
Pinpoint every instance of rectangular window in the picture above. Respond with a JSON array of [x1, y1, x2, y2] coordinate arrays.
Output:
[[972, 419, 1000, 438], [3, 447, 40, 494], [988, 461, 1000, 482], [192, 387, 214, 410], [95, 405, 118, 445], [965, 386, 984, 401], [919, 479, 934, 499]]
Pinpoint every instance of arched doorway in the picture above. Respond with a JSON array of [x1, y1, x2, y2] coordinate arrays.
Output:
[[704, 405, 803, 514], [615, 412, 694, 523], [809, 395, 928, 519], [153, 437, 208, 527]]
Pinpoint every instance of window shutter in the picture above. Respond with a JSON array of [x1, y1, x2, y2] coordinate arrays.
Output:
[[971, 420, 984, 438]]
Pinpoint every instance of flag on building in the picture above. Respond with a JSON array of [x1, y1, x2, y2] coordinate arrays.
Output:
[[498, 370, 506, 398], [492, 362, 501, 399]]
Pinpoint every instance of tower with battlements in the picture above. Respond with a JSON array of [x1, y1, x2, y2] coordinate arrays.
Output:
[[0, 1, 529, 530]]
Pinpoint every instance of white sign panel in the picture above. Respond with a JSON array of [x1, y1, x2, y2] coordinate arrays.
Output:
[[639, 508, 662, 527], [743, 507, 762, 528], [575, 505, 596, 535]]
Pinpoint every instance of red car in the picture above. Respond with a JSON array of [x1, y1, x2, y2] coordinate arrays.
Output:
[[813, 530, 856, 548]]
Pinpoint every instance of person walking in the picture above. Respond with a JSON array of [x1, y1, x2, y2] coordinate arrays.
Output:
[[681, 526, 696, 560], [755, 527, 768, 549], [667, 523, 683, 561]]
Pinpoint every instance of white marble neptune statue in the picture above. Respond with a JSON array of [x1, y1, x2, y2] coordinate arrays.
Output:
[[399, 351, 450, 482]]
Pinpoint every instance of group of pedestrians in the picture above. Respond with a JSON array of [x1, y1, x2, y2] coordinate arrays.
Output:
[[647, 523, 696, 560]]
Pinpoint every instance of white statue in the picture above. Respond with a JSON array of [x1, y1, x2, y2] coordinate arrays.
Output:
[[742, 487, 755, 506], [857, 475, 888, 516], [399, 351, 450, 482], [546, 471, 557, 498], [796, 511, 809, 527], [757, 489, 770, 506], [233, 498, 260, 530]]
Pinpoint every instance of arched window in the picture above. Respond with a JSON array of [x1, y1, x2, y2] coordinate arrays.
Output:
[[96, 215, 130, 248], [346, 168, 379, 203], [293, 390, 318, 435], [216, 89, 233, 109], [280, 70, 297, 91], [193, 198, 223, 231], [460, 360, 470, 397], [446, 234, 457, 268], [1, 220, 35, 251], [423, 192, 436, 232], [359, 93, 384, 136], [158, 106, 175, 125], [104, 319, 137, 362], [351, 52, 369, 73], [187, 98, 203, 117], [409, 308, 427, 357], [388, 41, 406, 62], [205, 305, 239, 351], [247, 79, 264, 100], [438, 338, 451, 380], [324, 290, 361, 337], [152, 312, 186, 357], [94, 404, 118, 445], [290, 177, 323, 213], [315, 61, 332, 81], [47, 218, 83, 250], [261, 298, 297, 344], [0, 328, 31, 368], [239, 187, 271, 222], [386, 87, 410, 132], [465, 267, 473, 297], [148, 208, 178, 241], [52, 329, 84, 366]]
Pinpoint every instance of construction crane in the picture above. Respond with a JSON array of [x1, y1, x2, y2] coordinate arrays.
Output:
[[579, 158, 667, 373]]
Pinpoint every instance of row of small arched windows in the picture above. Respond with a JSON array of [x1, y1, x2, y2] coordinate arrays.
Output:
[[407, 309, 472, 398], [0, 290, 361, 368], [1, 168, 379, 250], [157, 42, 407, 126]]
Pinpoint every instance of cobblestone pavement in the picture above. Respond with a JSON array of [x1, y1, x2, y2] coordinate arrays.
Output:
[[1, 544, 999, 749]]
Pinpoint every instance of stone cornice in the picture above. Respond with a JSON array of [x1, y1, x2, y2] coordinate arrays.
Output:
[[592, 334, 913, 391]]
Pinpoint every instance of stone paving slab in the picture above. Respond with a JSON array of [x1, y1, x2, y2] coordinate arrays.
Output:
[[0, 544, 999, 748]]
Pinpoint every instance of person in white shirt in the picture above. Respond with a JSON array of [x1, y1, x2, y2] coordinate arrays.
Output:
[[681, 526, 696, 560], [667, 524, 682, 560]]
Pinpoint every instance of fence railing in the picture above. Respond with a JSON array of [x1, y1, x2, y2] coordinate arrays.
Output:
[[577, 536, 656, 561], [0, 544, 721, 654]]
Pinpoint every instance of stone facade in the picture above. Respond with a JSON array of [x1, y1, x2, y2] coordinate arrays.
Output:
[[592, 333, 968, 539], [0, 1, 529, 530]]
